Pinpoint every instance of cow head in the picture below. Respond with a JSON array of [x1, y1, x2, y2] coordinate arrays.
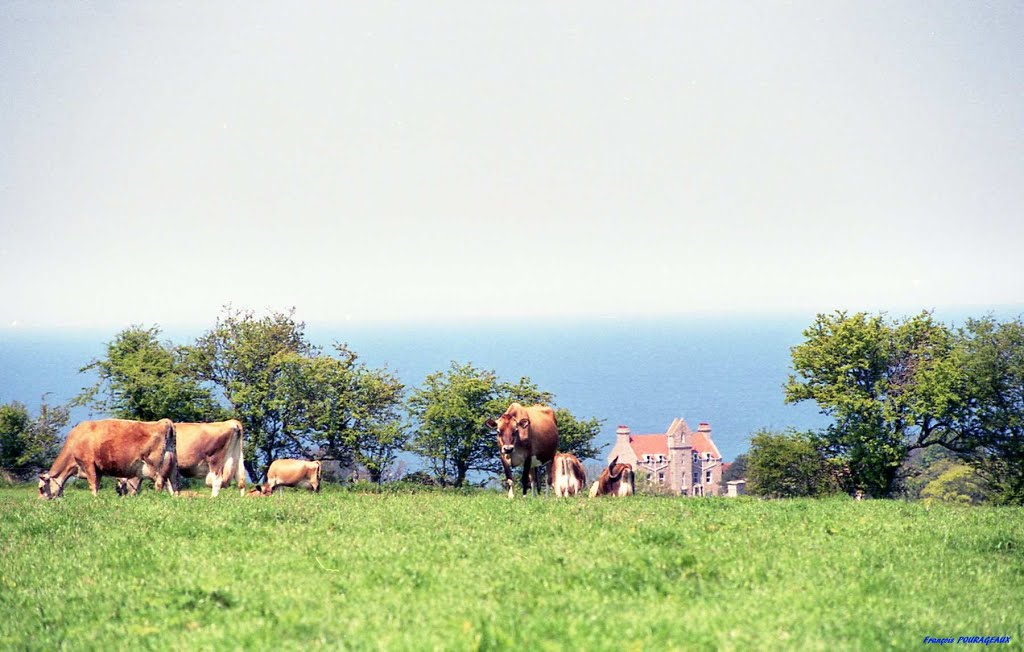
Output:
[[486, 413, 530, 456], [37, 472, 62, 500]]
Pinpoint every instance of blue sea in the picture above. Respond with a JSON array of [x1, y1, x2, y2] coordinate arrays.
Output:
[[0, 315, 841, 464]]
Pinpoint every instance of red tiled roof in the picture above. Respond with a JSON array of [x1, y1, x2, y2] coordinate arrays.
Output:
[[628, 435, 668, 457], [690, 430, 721, 459]]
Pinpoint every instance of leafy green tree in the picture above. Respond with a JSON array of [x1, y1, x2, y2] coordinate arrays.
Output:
[[183, 307, 405, 482], [75, 325, 224, 422], [553, 408, 605, 461], [722, 453, 748, 483], [269, 346, 405, 484], [920, 463, 990, 505], [407, 362, 505, 487], [898, 446, 963, 500], [0, 402, 31, 471], [954, 316, 1024, 504], [407, 363, 601, 487], [183, 307, 315, 479], [746, 429, 839, 498], [0, 397, 68, 473], [785, 311, 963, 497]]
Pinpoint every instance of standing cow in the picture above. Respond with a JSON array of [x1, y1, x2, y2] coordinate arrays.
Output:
[[264, 459, 322, 494], [117, 420, 246, 497], [486, 403, 559, 498], [551, 452, 586, 497], [38, 419, 178, 499], [589, 456, 635, 497]]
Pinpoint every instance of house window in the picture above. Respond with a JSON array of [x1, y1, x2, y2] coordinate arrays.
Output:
[[693, 472, 699, 484], [658, 472, 665, 484], [656, 454, 665, 463], [706, 470, 713, 483]]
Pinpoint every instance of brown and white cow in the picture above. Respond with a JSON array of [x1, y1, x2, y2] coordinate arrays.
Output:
[[264, 459, 322, 494], [486, 403, 559, 498], [589, 456, 635, 497], [38, 419, 178, 499], [116, 420, 246, 497], [552, 452, 586, 497]]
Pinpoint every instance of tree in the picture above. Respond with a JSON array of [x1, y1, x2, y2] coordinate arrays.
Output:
[[406, 362, 602, 487], [920, 463, 990, 505], [553, 408, 604, 461], [407, 362, 504, 487], [268, 346, 405, 484], [722, 453, 748, 483], [183, 306, 315, 479], [0, 397, 68, 475], [746, 429, 838, 498], [183, 307, 405, 482], [785, 311, 962, 497], [954, 316, 1024, 504], [75, 325, 224, 422]]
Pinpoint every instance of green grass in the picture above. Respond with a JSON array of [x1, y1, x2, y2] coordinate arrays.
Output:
[[1, 485, 1022, 651]]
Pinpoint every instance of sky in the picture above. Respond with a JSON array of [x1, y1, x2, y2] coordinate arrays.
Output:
[[1, 2, 1022, 330]]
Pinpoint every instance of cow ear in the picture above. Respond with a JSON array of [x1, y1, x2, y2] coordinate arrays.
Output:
[[484, 419, 497, 430], [518, 418, 530, 429]]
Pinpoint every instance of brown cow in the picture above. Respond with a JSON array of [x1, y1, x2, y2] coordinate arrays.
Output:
[[551, 452, 586, 497], [38, 419, 178, 499], [116, 420, 246, 497], [589, 456, 635, 497], [485, 403, 559, 498], [265, 459, 322, 494]]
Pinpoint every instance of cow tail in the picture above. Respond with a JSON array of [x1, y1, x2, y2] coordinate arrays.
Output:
[[234, 421, 247, 495], [165, 420, 179, 495], [316, 460, 322, 493]]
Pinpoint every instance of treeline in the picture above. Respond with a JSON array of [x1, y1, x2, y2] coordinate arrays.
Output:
[[724, 311, 1024, 505], [1, 307, 602, 487]]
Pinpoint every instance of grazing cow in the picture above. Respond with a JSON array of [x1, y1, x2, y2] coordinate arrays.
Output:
[[485, 403, 559, 498], [38, 419, 178, 499], [116, 420, 246, 497], [172, 420, 246, 497], [551, 452, 586, 497], [265, 459, 322, 494], [589, 456, 635, 497]]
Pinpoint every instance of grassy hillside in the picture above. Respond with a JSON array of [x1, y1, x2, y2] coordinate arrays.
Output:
[[1, 486, 1021, 651]]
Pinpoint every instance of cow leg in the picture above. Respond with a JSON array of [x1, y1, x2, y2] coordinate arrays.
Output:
[[521, 457, 533, 497], [500, 454, 515, 499], [84, 466, 100, 496], [210, 471, 223, 498]]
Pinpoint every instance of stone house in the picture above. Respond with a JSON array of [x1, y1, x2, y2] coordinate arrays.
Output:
[[606, 419, 724, 496]]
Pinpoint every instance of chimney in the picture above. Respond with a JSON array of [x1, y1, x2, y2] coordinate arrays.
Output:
[[616, 425, 631, 445], [698, 422, 712, 434]]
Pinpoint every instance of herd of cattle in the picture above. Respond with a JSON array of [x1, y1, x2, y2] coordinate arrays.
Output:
[[36, 402, 635, 500]]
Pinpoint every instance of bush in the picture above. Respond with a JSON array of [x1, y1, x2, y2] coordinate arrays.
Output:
[[747, 429, 839, 498]]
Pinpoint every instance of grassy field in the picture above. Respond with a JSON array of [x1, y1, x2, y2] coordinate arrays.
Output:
[[1, 485, 1022, 651]]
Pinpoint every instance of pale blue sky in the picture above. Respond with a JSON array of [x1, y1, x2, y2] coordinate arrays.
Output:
[[1, 2, 1022, 329]]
